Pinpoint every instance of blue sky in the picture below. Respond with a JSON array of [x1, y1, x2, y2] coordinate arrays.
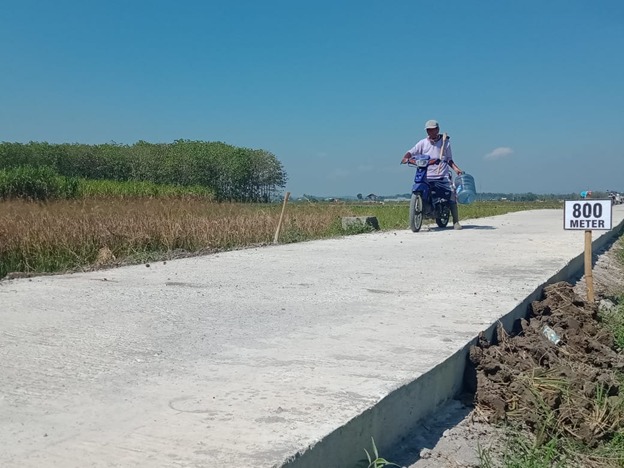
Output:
[[2, 1, 623, 197]]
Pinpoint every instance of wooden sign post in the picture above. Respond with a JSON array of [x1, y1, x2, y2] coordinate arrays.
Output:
[[584, 230, 594, 302], [564, 199, 612, 303], [273, 191, 291, 244]]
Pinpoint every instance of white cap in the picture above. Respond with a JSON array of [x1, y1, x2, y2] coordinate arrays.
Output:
[[424, 119, 439, 129]]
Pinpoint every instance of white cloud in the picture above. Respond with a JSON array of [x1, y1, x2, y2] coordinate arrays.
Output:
[[484, 147, 513, 161]]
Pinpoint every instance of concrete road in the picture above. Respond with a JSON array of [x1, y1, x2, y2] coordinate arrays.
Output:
[[2, 206, 624, 467]]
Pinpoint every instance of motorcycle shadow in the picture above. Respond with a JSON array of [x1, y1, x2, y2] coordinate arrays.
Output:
[[423, 224, 497, 231]]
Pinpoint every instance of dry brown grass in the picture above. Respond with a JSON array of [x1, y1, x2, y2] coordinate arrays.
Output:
[[0, 198, 355, 277]]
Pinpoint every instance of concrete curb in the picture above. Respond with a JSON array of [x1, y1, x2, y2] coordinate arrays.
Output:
[[279, 217, 624, 468]]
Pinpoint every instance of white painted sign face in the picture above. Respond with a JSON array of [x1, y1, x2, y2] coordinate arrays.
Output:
[[564, 200, 612, 230]]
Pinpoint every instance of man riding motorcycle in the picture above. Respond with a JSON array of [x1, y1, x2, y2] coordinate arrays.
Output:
[[401, 119, 465, 229]]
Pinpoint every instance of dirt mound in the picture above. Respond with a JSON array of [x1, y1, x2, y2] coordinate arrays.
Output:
[[404, 242, 624, 468], [469, 282, 624, 447]]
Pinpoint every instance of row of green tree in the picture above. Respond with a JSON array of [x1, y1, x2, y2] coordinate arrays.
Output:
[[0, 140, 287, 202], [386, 192, 604, 201], [473, 192, 614, 201]]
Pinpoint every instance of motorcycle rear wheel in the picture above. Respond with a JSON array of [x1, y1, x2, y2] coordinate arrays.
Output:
[[409, 193, 424, 232], [436, 205, 450, 228]]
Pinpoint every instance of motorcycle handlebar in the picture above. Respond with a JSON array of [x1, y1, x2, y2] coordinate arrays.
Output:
[[402, 158, 441, 167]]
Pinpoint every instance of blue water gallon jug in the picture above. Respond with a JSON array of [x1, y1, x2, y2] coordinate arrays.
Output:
[[455, 173, 477, 204]]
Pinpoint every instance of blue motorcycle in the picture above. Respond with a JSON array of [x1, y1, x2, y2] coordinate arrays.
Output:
[[404, 155, 452, 232]]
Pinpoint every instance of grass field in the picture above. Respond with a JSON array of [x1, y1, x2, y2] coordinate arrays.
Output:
[[0, 199, 562, 278]]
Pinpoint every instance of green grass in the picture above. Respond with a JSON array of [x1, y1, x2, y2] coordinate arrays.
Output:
[[78, 178, 215, 199], [601, 298, 624, 351], [599, 238, 624, 350], [592, 429, 624, 463], [478, 428, 565, 468], [358, 437, 400, 468], [348, 199, 562, 230]]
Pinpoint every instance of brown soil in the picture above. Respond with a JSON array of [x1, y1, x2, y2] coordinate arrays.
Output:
[[469, 281, 624, 447], [403, 240, 624, 467]]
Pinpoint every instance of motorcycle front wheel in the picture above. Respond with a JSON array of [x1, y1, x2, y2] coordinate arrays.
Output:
[[409, 192, 424, 232], [436, 204, 450, 228]]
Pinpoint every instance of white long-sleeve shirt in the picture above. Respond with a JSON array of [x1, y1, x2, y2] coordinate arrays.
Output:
[[406, 136, 453, 180]]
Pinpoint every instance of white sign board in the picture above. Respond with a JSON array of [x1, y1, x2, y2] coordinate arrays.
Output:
[[564, 200, 612, 230]]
